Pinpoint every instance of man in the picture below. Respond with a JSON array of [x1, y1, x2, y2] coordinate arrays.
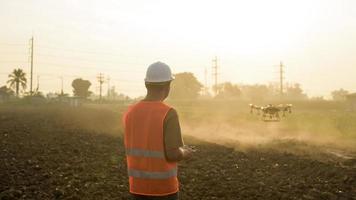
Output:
[[123, 62, 193, 200]]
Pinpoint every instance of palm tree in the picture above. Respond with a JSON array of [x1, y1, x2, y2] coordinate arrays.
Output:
[[7, 68, 27, 96]]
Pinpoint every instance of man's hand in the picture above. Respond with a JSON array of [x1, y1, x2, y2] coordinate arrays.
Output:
[[166, 145, 197, 162], [181, 145, 196, 160]]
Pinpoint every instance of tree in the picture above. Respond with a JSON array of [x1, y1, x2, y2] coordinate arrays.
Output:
[[0, 86, 15, 100], [240, 84, 270, 101], [331, 88, 349, 101], [310, 96, 324, 101], [57, 92, 69, 98], [7, 68, 27, 96], [32, 90, 45, 98], [72, 78, 92, 98], [215, 82, 241, 99], [285, 83, 307, 100], [169, 72, 203, 100]]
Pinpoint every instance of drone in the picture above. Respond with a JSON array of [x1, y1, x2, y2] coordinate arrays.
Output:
[[249, 104, 293, 122]]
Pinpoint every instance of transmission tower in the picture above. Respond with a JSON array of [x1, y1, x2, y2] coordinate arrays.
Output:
[[97, 73, 105, 101], [212, 56, 219, 96]]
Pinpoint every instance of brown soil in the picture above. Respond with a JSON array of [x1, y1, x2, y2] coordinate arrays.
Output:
[[0, 107, 355, 200]]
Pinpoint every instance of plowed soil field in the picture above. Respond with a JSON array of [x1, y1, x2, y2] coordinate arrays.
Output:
[[0, 106, 355, 200]]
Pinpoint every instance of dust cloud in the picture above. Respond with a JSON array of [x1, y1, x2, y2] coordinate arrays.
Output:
[[182, 121, 356, 159]]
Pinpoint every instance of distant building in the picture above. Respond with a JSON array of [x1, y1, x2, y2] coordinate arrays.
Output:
[[346, 93, 356, 111]]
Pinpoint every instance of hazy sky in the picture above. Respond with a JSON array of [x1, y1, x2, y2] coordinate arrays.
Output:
[[0, 0, 356, 98]]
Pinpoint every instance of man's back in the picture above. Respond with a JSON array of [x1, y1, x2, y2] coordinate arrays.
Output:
[[123, 62, 193, 200], [124, 101, 179, 197]]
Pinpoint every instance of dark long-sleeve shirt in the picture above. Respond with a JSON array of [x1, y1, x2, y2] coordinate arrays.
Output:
[[163, 108, 184, 161]]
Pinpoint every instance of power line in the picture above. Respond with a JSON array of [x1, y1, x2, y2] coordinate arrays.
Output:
[[34, 61, 144, 73], [35, 43, 205, 58], [0, 61, 28, 63], [0, 43, 128, 59], [0, 52, 29, 55], [27, 73, 142, 84], [36, 44, 127, 58], [0, 43, 27, 46], [35, 52, 147, 67]]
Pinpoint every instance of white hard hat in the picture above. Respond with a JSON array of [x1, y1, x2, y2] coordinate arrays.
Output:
[[145, 61, 174, 83]]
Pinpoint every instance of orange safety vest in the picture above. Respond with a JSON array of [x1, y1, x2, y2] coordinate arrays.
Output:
[[123, 101, 179, 196]]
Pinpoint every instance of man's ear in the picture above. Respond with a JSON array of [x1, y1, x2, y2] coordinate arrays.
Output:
[[166, 83, 171, 92]]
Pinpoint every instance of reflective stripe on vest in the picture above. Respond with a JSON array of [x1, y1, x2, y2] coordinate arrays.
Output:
[[126, 148, 165, 158], [128, 167, 177, 179]]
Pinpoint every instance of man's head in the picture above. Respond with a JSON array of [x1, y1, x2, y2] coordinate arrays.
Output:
[[144, 62, 174, 101], [145, 81, 171, 100]]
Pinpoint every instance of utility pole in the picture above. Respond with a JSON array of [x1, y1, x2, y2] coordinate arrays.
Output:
[[279, 61, 284, 96], [212, 56, 218, 96], [97, 73, 105, 101], [29, 36, 34, 95]]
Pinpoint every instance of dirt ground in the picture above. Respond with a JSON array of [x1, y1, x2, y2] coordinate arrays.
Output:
[[0, 106, 355, 200]]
